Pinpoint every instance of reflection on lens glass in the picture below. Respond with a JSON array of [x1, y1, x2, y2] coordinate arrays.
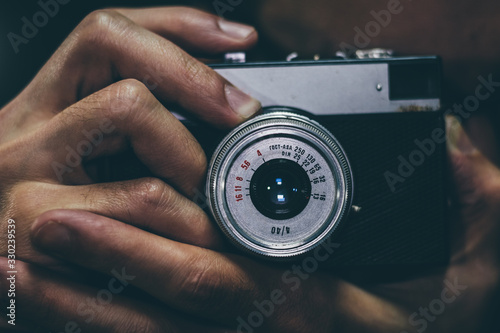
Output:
[[250, 159, 311, 220]]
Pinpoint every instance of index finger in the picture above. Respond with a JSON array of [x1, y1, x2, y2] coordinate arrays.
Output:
[[17, 8, 261, 128], [31, 210, 409, 332], [114, 7, 258, 54], [30, 210, 326, 328]]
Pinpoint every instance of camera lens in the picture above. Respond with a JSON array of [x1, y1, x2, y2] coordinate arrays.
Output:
[[207, 112, 353, 259], [250, 159, 311, 220]]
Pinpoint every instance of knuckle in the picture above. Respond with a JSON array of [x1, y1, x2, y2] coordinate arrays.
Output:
[[77, 9, 128, 44], [133, 178, 173, 213], [174, 254, 257, 314], [103, 79, 156, 122], [175, 254, 224, 305], [113, 79, 151, 103], [180, 55, 210, 87]]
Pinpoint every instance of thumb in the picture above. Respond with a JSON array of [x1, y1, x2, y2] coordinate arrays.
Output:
[[447, 115, 500, 211], [446, 115, 500, 258]]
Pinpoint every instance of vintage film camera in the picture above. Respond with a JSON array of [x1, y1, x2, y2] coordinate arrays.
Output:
[[104, 51, 448, 266], [199, 51, 447, 266]]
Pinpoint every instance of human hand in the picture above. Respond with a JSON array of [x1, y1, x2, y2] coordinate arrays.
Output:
[[5, 115, 497, 333], [0, 6, 261, 330], [2, 4, 499, 333]]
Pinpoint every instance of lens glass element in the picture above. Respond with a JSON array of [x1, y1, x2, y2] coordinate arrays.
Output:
[[250, 159, 311, 220]]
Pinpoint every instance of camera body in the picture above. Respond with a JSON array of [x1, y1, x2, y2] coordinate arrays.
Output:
[[197, 55, 448, 266], [104, 55, 448, 266]]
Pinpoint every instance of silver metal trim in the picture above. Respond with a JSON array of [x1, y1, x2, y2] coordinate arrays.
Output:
[[207, 112, 353, 259]]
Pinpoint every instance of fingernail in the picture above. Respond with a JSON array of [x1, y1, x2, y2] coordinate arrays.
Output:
[[32, 221, 72, 253], [225, 84, 261, 119], [218, 19, 256, 40], [446, 115, 477, 154]]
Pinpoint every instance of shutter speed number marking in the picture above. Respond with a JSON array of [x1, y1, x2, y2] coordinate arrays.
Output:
[[230, 141, 330, 236]]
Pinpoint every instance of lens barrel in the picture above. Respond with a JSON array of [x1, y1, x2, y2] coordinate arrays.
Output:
[[207, 112, 353, 259]]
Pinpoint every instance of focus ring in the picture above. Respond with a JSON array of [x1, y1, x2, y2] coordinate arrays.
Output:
[[207, 112, 353, 259]]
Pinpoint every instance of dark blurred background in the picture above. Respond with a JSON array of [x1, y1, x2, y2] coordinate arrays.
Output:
[[0, 0, 284, 108], [2, 0, 500, 121], [1, 2, 499, 330]]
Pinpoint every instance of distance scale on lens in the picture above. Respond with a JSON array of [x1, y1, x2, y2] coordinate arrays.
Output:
[[207, 112, 353, 259]]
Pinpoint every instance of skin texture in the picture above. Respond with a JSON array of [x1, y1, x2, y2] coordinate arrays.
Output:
[[0, 4, 499, 333]]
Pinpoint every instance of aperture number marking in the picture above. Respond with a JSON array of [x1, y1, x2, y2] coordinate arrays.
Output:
[[271, 226, 290, 236], [312, 193, 326, 201], [311, 176, 326, 184], [301, 154, 316, 167], [235, 176, 245, 202], [241, 160, 251, 170]]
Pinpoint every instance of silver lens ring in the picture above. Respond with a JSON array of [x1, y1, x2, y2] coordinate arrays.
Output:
[[207, 112, 353, 259]]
